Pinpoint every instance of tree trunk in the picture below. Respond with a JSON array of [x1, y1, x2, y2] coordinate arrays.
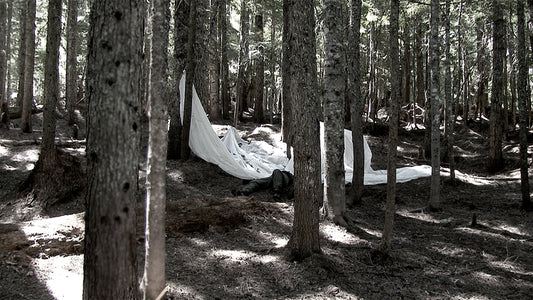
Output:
[[66, 0, 79, 126], [235, 0, 250, 125], [348, 0, 364, 205], [20, 0, 36, 133], [444, 0, 455, 182], [428, 0, 441, 210], [220, 0, 230, 120], [0, 0, 6, 122], [208, 0, 220, 120], [181, 0, 197, 160], [83, 0, 142, 298], [167, 0, 189, 160], [402, 21, 411, 106], [16, 3, 26, 110], [269, 9, 276, 124], [378, 0, 400, 255], [41, 0, 62, 156], [287, 0, 321, 260], [323, 0, 346, 225], [281, 0, 292, 156], [488, 0, 505, 173], [142, 0, 169, 298], [517, 0, 532, 211], [253, 0, 265, 123]]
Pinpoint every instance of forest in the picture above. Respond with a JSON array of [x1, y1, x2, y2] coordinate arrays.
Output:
[[0, 0, 533, 299]]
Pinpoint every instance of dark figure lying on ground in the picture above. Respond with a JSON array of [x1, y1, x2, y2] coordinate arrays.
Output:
[[232, 169, 294, 201]]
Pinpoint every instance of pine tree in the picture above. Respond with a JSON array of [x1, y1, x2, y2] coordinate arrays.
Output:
[[83, 0, 143, 298], [288, 0, 321, 260]]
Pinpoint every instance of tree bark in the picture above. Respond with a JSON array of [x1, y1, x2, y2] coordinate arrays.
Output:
[[20, 0, 36, 133], [83, 0, 143, 298], [0, 0, 7, 121], [208, 0, 220, 120], [253, 0, 265, 123], [167, 0, 189, 160], [488, 0, 505, 173], [66, 0, 79, 126], [41, 0, 62, 156], [378, 0, 400, 255], [428, 0, 441, 210], [323, 0, 346, 224], [444, 0, 455, 182], [281, 0, 293, 157], [181, 0, 197, 160], [287, 0, 321, 260], [348, 0, 364, 205], [16, 3, 26, 110], [517, 0, 532, 211], [235, 0, 250, 125], [142, 0, 170, 298], [220, 0, 230, 120]]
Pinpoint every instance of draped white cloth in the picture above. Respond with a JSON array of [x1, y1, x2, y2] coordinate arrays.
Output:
[[179, 75, 431, 185]]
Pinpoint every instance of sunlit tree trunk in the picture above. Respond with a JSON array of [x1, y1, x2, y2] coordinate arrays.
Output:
[[0, 0, 7, 124], [20, 0, 36, 133], [378, 0, 399, 255], [142, 0, 170, 298], [323, 0, 346, 225], [83, 0, 143, 298], [517, 0, 532, 211], [288, 0, 321, 260]]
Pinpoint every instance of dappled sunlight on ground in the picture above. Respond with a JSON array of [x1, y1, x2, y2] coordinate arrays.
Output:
[[32, 255, 83, 300]]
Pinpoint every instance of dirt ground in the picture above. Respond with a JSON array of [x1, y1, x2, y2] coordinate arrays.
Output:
[[1, 112, 533, 299]]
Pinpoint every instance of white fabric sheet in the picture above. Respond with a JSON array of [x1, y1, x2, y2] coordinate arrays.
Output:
[[179, 75, 431, 184]]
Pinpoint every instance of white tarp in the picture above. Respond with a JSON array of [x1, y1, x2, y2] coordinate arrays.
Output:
[[179, 75, 431, 185]]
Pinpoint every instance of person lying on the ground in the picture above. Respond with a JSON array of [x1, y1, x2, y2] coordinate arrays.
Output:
[[232, 169, 294, 201]]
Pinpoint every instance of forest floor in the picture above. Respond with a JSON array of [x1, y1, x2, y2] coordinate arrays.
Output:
[[1, 111, 533, 299]]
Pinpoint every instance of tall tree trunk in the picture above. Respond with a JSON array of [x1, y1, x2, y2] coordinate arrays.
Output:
[[288, 0, 321, 261], [16, 3, 26, 110], [428, 0, 441, 210], [66, 0, 79, 126], [509, 11, 517, 128], [83, 0, 143, 298], [235, 0, 250, 125], [142, 0, 169, 298], [181, 0, 197, 160], [41, 0, 62, 157], [253, 0, 265, 123], [488, 0, 505, 172], [269, 8, 276, 124], [208, 0, 220, 120], [20, 0, 36, 133], [1, 0, 13, 128], [349, 0, 364, 205], [402, 21, 411, 106], [281, 0, 292, 157], [444, 0, 455, 182], [167, 0, 189, 160], [0, 0, 7, 123], [323, 0, 346, 225], [517, 0, 532, 211], [220, 0, 230, 120], [378, 0, 400, 255]]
